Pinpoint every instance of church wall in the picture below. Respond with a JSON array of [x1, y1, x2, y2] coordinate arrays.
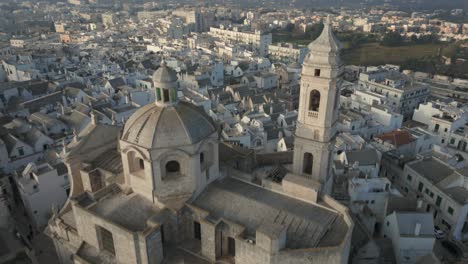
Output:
[[120, 144, 154, 201], [235, 239, 271, 264], [66, 157, 84, 198], [292, 136, 334, 184], [272, 246, 347, 264], [152, 147, 197, 200], [142, 226, 164, 264], [51, 237, 75, 264], [200, 220, 216, 261], [72, 204, 140, 263], [128, 170, 154, 201]]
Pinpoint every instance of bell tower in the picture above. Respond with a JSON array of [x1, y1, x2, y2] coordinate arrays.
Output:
[[292, 18, 343, 194]]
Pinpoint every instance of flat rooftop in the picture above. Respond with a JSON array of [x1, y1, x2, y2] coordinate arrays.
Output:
[[79, 186, 161, 232], [191, 177, 346, 249], [444, 186, 468, 205], [407, 157, 454, 184]]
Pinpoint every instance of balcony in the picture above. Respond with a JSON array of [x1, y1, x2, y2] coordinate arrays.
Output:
[[308, 111, 319, 118]]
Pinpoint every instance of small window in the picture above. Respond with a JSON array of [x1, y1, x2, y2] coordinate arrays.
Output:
[[418, 182, 424, 192], [200, 152, 205, 165], [166, 161, 180, 174], [98, 226, 115, 255], [406, 175, 412, 181], [448, 206, 454, 215], [436, 196, 442, 207], [314, 69, 321, 77], [194, 221, 201, 240], [163, 89, 170, 102], [18, 147, 24, 156]]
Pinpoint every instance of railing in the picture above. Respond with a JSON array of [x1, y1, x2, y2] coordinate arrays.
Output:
[[308, 111, 319, 118]]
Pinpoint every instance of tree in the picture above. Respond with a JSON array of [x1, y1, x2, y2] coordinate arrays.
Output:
[[381, 32, 403, 47], [285, 23, 295, 32]]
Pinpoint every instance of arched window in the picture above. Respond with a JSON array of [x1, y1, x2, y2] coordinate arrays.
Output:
[[163, 89, 170, 102], [128, 152, 145, 176], [255, 139, 262, 147], [303, 152, 313, 175], [166, 160, 180, 174], [309, 90, 320, 111]]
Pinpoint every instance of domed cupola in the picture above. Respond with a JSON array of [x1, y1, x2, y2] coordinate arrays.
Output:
[[153, 60, 179, 106], [119, 59, 220, 204]]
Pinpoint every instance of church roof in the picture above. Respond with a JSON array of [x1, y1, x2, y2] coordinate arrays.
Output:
[[307, 19, 342, 53], [121, 101, 217, 149], [152, 61, 177, 84], [191, 177, 346, 248]]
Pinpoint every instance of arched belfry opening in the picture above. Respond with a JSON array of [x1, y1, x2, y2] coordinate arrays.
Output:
[[309, 90, 321, 111]]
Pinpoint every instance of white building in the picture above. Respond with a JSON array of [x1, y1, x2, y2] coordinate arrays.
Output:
[[16, 162, 69, 230], [359, 68, 430, 119], [348, 176, 391, 231], [383, 211, 435, 264], [268, 43, 308, 63], [209, 26, 272, 56], [403, 157, 468, 240]]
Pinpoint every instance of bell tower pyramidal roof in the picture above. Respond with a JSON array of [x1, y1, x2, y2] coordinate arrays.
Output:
[[302, 16, 343, 75]]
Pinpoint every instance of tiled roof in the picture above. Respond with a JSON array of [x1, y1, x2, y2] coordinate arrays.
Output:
[[377, 130, 415, 147]]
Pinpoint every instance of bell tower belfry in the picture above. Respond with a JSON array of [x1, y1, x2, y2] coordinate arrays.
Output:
[[292, 18, 343, 194]]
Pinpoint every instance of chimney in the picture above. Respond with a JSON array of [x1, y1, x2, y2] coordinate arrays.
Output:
[[90, 111, 98, 125], [62, 139, 68, 154], [73, 129, 79, 143], [42, 122, 48, 135], [59, 103, 65, 115], [414, 222, 421, 236]]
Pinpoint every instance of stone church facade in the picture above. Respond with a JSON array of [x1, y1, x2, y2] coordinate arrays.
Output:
[[47, 22, 353, 264]]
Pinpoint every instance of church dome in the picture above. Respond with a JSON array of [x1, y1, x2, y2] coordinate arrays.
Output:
[[121, 101, 217, 149]]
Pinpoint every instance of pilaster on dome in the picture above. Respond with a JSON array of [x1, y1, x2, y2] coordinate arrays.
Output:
[[307, 16, 342, 53]]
